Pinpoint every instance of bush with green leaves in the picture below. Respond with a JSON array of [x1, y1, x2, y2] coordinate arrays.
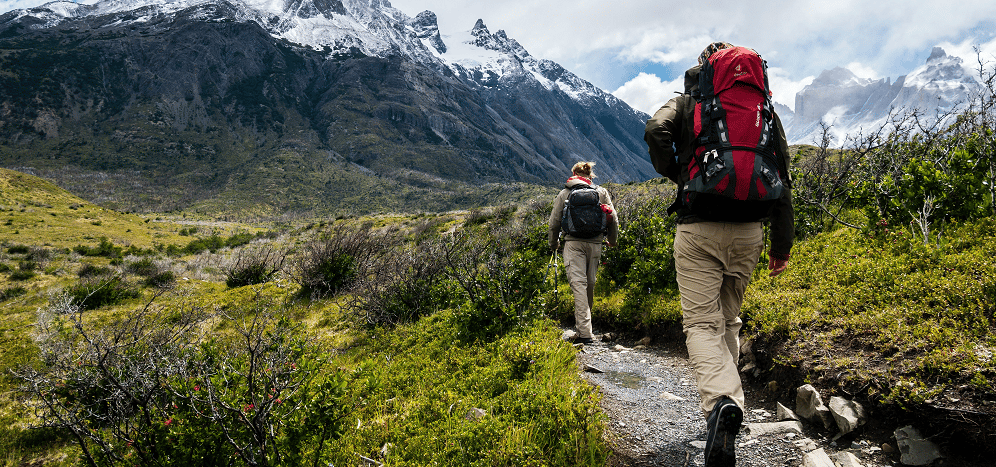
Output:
[[65, 275, 141, 310], [125, 257, 159, 277], [143, 270, 176, 289], [73, 238, 123, 258], [743, 218, 996, 412], [0, 286, 27, 301], [442, 225, 552, 342], [6, 244, 30, 255], [595, 184, 680, 330], [78, 263, 114, 278]]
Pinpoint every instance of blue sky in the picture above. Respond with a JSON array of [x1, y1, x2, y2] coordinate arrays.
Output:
[[4, 0, 996, 115]]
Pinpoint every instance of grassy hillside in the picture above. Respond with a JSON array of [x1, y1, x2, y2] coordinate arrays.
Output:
[[0, 169, 605, 466], [0, 168, 191, 249], [2, 162, 996, 465]]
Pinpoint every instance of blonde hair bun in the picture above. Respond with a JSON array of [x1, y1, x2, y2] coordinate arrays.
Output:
[[571, 161, 596, 178]]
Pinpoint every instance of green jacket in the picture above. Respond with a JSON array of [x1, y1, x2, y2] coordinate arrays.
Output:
[[644, 65, 794, 260]]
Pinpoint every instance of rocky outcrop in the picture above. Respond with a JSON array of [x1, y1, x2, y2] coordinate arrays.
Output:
[[784, 47, 981, 145]]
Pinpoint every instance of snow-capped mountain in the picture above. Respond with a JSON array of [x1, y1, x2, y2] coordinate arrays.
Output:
[[0, 0, 656, 214], [783, 47, 982, 145]]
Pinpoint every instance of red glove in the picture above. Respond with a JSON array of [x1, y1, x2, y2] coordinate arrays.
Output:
[[768, 257, 788, 277]]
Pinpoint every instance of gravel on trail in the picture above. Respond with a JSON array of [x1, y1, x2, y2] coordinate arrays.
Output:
[[573, 333, 899, 467]]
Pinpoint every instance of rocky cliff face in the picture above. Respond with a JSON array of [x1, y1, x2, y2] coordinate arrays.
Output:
[[0, 0, 655, 215], [783, 47, 982, 145]]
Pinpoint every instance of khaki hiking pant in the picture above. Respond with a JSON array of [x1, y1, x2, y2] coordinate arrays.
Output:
[[563, 240, 602, 339], [674, 221, 764, 416]]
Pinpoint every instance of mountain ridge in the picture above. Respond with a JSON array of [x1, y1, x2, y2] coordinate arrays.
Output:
[[782, 46, 982, 145], [0, 0, 655, 216]]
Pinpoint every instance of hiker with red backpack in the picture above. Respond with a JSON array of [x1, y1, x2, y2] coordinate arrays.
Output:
[[548, 161, 619, 345], [644, 42, 794, 467]]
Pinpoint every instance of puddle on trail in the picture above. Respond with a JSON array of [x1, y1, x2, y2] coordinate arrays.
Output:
[[601, 370, 647, 389]]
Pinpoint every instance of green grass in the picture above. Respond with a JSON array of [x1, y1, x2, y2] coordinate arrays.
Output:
[[743, 218, 996, 408], [0, 168, 192, 249], [327, 311, 607, 466], [4, 166, 996, 463]]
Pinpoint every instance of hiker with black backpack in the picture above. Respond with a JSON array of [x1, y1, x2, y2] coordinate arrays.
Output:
[[644, 42, 794, 467], [548, 161, 619, 345]]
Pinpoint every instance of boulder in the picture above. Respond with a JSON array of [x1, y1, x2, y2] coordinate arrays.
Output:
[[828, 396, 867, 435], [832, 451, 864, 467], [801, 448, 835, 467], [796, 384, 835, 430], [776, 402, 800, 421], [745, 421, 804, 437], [895, 425, 943, 465]]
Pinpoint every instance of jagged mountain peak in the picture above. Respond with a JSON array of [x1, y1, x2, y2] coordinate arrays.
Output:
[[786, 45, 981, 145], [927, 46, 948, 63], [811, 66, 873, 87], [0, 0, 657, 214], [410, 10, 444, 53]]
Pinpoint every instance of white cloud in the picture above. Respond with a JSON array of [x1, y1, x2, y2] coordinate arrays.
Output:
[[845, 62, 881, 80], [612, 72, 683, 115], [767, 67, 814, 112], [391, 0, 996, 95], [938, 36, 996, 78]]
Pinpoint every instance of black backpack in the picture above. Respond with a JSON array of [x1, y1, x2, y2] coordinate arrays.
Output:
[[561, 184, 607, 239], [682, 46, 786, 222]]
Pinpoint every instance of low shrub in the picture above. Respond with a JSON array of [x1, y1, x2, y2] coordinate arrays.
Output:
[[65, 275, 141, 310], [442, 226, 551, 342], [0, 286, 27, 301], [16, 298, 343, 466], [290, 223, 388, 298], [125, 257, 159, 276], [225, 245, 286, 288], [349, 239, 453, 326], [73, 238, 122, 258], [6, 244, 29, 255], [77, 263, 113, 278], [144, 270, 176, 289]]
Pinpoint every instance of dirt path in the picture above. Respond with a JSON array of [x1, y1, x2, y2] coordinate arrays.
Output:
[[575, 332, 897, 467]]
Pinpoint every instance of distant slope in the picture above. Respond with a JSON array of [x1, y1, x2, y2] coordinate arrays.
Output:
[[0, 168, 188, 248]]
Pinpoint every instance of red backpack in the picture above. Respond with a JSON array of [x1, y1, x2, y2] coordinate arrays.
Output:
[[682, 46, 785, 222]]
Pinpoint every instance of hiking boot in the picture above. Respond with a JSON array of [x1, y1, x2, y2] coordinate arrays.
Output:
[[576, 336, 595, 345], [704, 396, 742, 467]]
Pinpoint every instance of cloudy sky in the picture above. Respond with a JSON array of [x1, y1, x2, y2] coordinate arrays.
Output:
[[3, 0, 996, 115], [387, 0, 996, 115]]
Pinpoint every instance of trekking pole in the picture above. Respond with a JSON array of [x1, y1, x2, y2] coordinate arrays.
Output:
[[546, 251, 559, 288]]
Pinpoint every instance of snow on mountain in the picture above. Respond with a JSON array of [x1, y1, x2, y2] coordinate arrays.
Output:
[[784, 47, 982, 146], [9, 0, 612, 110]]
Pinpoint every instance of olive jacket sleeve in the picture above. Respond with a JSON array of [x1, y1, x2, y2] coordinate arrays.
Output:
[[644, 94, 794, 261]]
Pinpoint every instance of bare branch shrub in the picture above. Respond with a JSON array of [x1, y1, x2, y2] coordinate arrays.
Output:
[[15, 291, 331, 466], [289, 222, 391, 299], [347, 239, 451, 327], [225, 244, 287, 288]]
